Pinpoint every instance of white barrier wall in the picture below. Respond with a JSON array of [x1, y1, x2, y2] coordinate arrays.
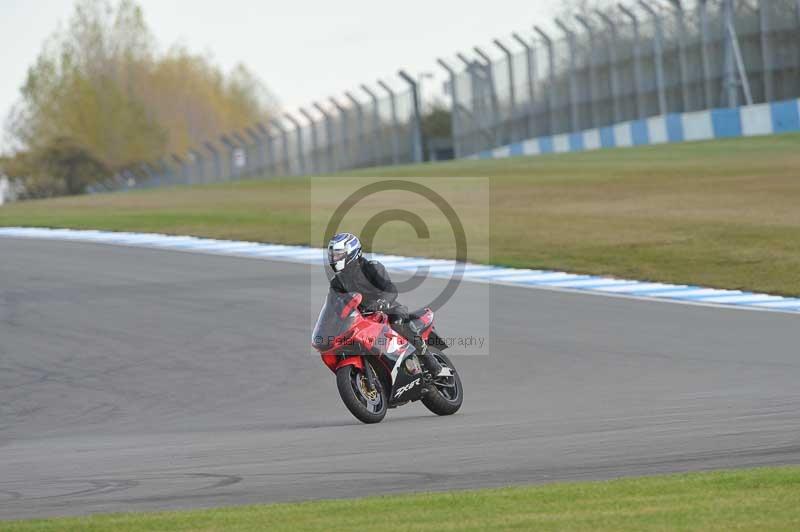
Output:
[[467, 98, 800, 160]]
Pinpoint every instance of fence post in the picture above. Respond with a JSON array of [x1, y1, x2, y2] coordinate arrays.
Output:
[[158, 157, 174, 185], [619, 5, 644, 119], [148, 161, 164, 187], [285, 113, 306, 176], [138, 163, 153, 183], [245, 127, 265, 175], [493, 39, 517, 142], [722, 0, 737, 107], [330, 97, 350, 170], [398, 70, 424, 163], [533, 26, 556, 135], [188, 149, 203, 183], [473, 47, 502, 146], [256, 123, 275, 177], [171, 153, 186, 184], [669, 0, 691, 111], [220, 135, 237, 179], [345, 92, 366, 168], [299, 108, 318, 175], [204, 142, 221, 182], [436, 59, 461, 158], [270, 119, 291, 175], [555, 19, 580, 132], [796, 1, 800, 92], [231, 131, 252, 178], [698, 0, 714, 108], [180, 156, 192, 184], [596, 11, 623, 123], [758, 0, 773, 102], [313, 103, 334, 173], [232, 132, 249, 178], [638, 1, 668, 116], [360, 84, 382, 166], [139, 163, 154, 186], [511, 33, 536, 138], [219, 136, 234, 180], [722, 0, 753, 106], [457, 53, 479, 153], [575, 16, 599, 128], [377, 80, 401, 165]]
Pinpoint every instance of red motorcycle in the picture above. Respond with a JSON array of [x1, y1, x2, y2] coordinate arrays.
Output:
[[312, 291, 463, 423]]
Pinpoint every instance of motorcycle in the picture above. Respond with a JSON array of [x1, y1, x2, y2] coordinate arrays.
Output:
[[312, 290, 463, 424]]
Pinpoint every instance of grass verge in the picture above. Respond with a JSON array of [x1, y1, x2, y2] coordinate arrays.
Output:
[[1, 134, 799, 295], [5, 467, 800, 531]]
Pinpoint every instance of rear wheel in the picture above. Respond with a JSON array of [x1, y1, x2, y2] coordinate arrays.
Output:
[[336, 363, 387, 424], [421, 350, 463, 416]]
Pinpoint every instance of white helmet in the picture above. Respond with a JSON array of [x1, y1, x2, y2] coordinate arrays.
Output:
[[328, 233, 362, 273]]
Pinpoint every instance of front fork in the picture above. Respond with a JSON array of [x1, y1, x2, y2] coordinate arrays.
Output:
[[363, 356, 378, 393]]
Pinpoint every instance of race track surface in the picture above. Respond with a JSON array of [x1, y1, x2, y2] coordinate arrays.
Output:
[[1, 237, 799, 519]]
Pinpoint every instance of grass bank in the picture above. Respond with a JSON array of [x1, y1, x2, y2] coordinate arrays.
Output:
[[2, 134, 799, 295], [5, 467, 800, 531]]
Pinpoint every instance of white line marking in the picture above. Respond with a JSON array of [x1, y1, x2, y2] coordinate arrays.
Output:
[[545, 278, 632, 288], [492, 272, 571, 282], [749, 300, 800, 309], [462, 268, 539, 278], [698, 294, 783, 304], [655, 289, 740, 298]]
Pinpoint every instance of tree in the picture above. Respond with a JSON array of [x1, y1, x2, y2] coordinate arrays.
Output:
[[7, 0, 164, 165], [422, 104, 452, 140], [421, 103, 453, 161], [1, 137, 108, 198], [32, 137, 109, 195], [4, 0, 278, 196]]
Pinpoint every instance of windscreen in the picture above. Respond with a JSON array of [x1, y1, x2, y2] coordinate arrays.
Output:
[[311, 290, 361, 351]]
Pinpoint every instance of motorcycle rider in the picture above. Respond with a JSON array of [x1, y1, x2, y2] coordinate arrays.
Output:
[[327, 232, 444, 377]]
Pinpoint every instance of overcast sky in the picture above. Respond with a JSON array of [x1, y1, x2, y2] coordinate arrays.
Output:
[[1, 0, 568, 149]]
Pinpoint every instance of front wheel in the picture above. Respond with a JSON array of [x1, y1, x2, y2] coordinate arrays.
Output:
[[336, 363, 387, 424], [421, 350, 463, 416]]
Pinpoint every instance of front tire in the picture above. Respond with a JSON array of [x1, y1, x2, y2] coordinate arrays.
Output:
[[336, 363, 387, 424], [421, 350, 463, 416]]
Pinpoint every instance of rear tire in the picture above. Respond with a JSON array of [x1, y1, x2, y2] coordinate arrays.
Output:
[[336, 363, 387, 424], [421, 351, 463, 416]]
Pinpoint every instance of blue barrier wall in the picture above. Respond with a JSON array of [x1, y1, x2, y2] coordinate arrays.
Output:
[[471, 99, 800, 160]]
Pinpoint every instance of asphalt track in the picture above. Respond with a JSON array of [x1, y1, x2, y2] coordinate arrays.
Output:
[[1, 237, 799, 520]]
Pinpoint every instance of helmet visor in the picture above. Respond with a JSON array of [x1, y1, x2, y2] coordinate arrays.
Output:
[[329, 249, 348, 264]]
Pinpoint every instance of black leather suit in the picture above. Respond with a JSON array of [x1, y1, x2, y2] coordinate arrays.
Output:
[[330, 257, 430, 360]]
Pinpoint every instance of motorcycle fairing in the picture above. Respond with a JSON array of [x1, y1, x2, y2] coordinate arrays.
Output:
[[409, 308, 434, 335], [385, 348, 426, 404], [312, 291, 363, 352], [312, 290, 428, 403], [364, 323, 426, 403], [322, 354, 364, 372]]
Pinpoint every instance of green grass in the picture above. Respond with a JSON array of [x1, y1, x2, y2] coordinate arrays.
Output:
[[5, 467, 800, 531], [2, 134, 799, 295]]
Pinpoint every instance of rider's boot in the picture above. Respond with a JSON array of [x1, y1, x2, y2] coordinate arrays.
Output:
[[392, 317, 446, 378], [415, 340, 445, 378]]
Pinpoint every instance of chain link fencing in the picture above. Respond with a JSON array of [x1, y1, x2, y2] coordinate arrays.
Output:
[[89, 0, 800, 192], [444, 0, 800, 157], [90, 73, 423, 192]]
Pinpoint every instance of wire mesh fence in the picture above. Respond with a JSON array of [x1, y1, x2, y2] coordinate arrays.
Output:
[[445, 0, 800, 157], [90, 0, 800, 193], [90, 74, 423, 192]]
